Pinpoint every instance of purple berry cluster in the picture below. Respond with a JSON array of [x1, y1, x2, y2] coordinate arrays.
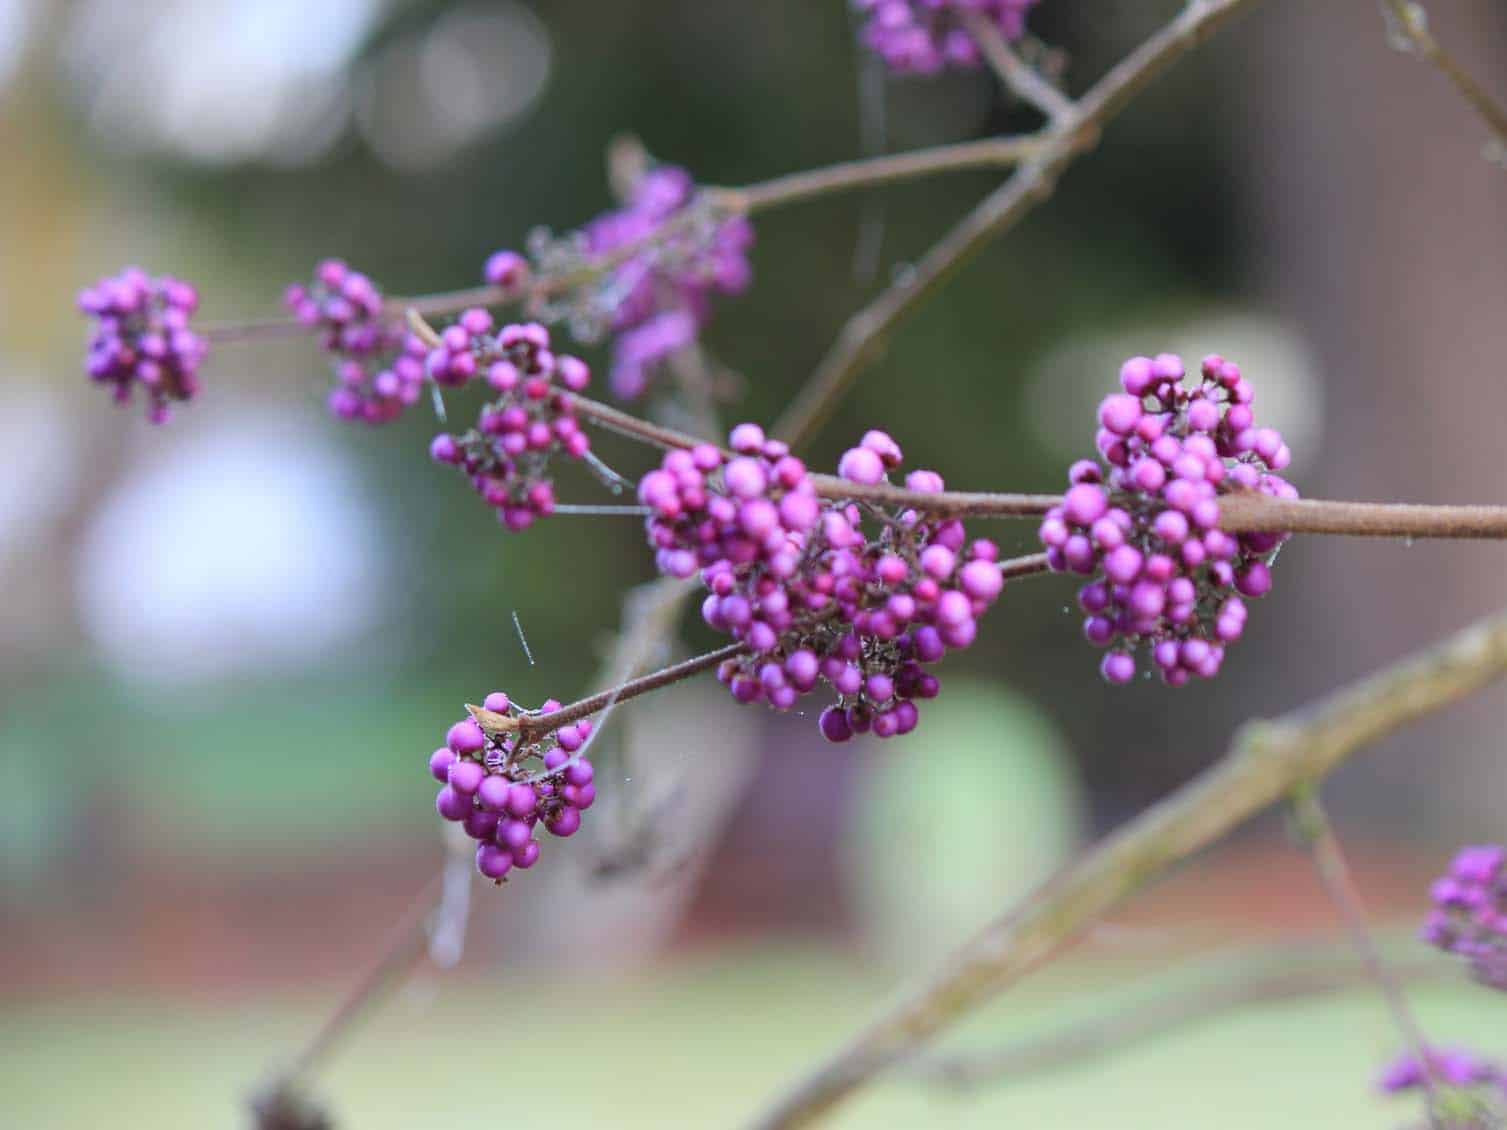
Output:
[[640, 425, 1006, 741], [284, 259, 425, 424], [427, 314, 593, 531], [853, 0, 1039, 75], [1038, 353, 1298, 686], [527, 163, 753, 400], [78, 268, 207, 424], [1424, 844, 1507, 990], [429, 693, 596, 883], [1378, 1047, 1507, 1128]]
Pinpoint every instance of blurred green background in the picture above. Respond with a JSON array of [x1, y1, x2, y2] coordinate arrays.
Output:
[[3, 1, 1506, 1126]]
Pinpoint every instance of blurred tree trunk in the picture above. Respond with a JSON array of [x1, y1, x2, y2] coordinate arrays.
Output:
[[1234, 0, 1507, 831]]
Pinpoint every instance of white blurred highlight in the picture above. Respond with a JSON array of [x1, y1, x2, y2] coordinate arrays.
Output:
[[61, 0, 383, 164], [355, 2, 551, 172], [75, 414, 386, 685]]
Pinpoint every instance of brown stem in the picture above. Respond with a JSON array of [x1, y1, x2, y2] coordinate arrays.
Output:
[[904, 946, 1445, 1090], [1220, 494, 1507, 539], [280, 872, 443, 1085], [1289, 788, 1442, 1123], [202, 318, 312, 345], [773, 0, 1258, 450], [960, 9, 1077, 122], [745, 601, 1507, 1130], [469, 642, 749, 740], [564, 393, 1507, 536], [1382, 0, 1507, 149]]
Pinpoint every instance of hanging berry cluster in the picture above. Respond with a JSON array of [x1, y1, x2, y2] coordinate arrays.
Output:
[[78, 267, 207, 424], [284, 259, 427, 425], [1039, 353, 1298, 685], [639, 424, 1006, 741], [427, 314, 593, 532], [429, 693, 596, 883]]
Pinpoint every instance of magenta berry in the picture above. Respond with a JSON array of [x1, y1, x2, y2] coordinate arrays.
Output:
[[426, 695, 596, 884], [853, 0, 1040, 75], [1041, 352, 1298, 685], [78, 267, 207, 423], [483, 249, 530, 294], [430, 319, 593, 531], [643, 425, 1007, 741], [284, 259, 426, 425], [1423, 844, 1507, 990]]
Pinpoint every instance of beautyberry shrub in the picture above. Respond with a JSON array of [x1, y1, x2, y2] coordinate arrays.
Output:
[[429, 692, 596, 883], [427, 314, 593, 531], [78, 267, 207, 423], [1039, 352, 1298, 686], [640, 424, 1006, 741]]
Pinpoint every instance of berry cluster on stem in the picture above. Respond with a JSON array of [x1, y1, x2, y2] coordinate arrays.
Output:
[[430, 692, 596, 882], [640, 424, 1006, 740], [78, 268, 207, 424], [1424, 844, 1507, 990], [426, 315, 593, 531], [1039, 352, 1296, 685]]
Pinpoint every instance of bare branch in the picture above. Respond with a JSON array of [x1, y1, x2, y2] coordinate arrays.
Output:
[[1289, 788, 1443, 1122], [960, 9, 1077, 122], [774, 0, 1261, 449], [1382, 0, 1507, 152]]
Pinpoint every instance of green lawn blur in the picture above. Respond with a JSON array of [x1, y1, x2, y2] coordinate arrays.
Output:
[[2, 944, 1493, 1129]]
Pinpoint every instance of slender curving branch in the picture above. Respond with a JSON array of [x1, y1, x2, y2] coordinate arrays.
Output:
[[1288, 788, 1442, 1119], [904, 946, 1446, 1090], [746, 600, 1507, 1130], [712, 135, 1053, 214], [773, 0, 1261, 449], [1381, 0, 1507, 150]]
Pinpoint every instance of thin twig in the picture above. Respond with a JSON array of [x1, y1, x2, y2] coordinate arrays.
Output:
[[715, 135, 1052, 214], [560, 392, 1507, 537], [904, 945, 1446, 1090], [1288, 787, 1442, 1124], [279, 872, 444, 1086], [961, 9, 1077, 122], [468, 642, 749, 740], [746, 600, 1507, 1130], [1382, 0, 1507, 151], [465, 552, 1054, 742], [774, 0, 1259, 449]]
